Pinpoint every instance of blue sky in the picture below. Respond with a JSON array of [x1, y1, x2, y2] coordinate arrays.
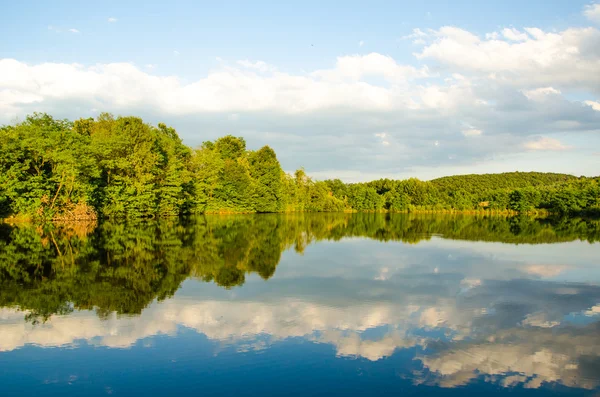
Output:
[[1, 0, 594, 75], [1, 0, 599, 180]]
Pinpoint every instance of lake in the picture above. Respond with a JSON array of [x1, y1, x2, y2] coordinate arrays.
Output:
[[1, 213, 599, 396]]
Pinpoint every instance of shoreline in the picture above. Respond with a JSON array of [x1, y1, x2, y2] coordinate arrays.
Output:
[[3, 208, 598, 225]]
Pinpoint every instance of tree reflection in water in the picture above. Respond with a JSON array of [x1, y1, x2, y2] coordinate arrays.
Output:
[[0, 213, 598, 322]]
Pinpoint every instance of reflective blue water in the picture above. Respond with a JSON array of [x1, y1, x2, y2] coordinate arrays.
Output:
[[1, 214, 599, 396]]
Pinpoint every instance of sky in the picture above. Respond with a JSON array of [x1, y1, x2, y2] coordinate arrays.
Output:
[[1, 0, 599, 181]]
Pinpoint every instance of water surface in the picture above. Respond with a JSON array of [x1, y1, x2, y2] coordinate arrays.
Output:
[[1, 214, 599, 396]]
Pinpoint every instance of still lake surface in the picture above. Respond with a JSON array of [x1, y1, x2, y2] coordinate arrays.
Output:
[[1, 213, 599, 396]]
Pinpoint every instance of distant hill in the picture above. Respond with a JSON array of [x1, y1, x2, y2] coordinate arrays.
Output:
[[429, 172, 577, 195]]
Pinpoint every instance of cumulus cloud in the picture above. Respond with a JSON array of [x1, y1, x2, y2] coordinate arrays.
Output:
[[520, 312, 561, 328], [68, 28, 80, 34], [0, 55, 426, 117], [501, 27, 529, 42], [585, 100, 600, 111], [358, 40, 365, 47], [310, 52, 429, 83], [0, 300, 421, 359], [421, 326, 600, 390], [584, 3, 600, 24], [584, 304, 600, 316], [108, 17, 117, 23], [522, 86, 561, 101], [523, 136, 570, 151], [415, 26, 600, 92]]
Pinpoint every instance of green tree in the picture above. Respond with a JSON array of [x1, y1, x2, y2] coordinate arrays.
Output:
[[249, 146, 284, 212]]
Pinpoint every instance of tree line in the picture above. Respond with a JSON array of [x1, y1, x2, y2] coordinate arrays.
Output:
[[2, 213, 599, 323], [1, 113, 598, 220], [327, 172, 599, 215]]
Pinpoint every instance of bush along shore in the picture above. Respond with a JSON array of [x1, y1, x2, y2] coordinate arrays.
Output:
[[1, 113, 599, 221]]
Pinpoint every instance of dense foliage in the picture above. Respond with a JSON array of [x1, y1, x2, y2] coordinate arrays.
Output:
[[324, 173, 600, 215], [1, 113, 598, 220], [1, 213, 599, 323], [0, 113, 345, 220]]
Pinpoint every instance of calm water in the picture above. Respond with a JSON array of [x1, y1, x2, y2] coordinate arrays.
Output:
[[1, 213, 600, 396]]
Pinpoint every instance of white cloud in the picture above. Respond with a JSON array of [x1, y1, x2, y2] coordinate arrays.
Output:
[[419, 307, 448, 327], [311, 52, 429, 83], [462, 128, 482, 137], [236, 59, 277, 73], [358, 40, 365, 47], [521, 312, 560, 328], [108, 17, 117, 23], [144, 64, 155, 69], [584, 3, 600, 24], [524, 264, 566, 278], [0, 55, 427, 118], [173, 50, 180, 56], [68, 28, 80, 34], [421, 329, 600, 390], [584, 304, 600, 316], [523, 136, 570, 151], [416, 26, 600, 92], [501, 27, 529, 42], [0, 301, 421, 360], [403, 28, 430, 45], [585, 100, 600, 111], [522, 86, 561, 101]]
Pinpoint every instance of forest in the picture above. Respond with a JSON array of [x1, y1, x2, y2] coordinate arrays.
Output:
[[2, 213, 599, 323], [1, 113, 598, 221]]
